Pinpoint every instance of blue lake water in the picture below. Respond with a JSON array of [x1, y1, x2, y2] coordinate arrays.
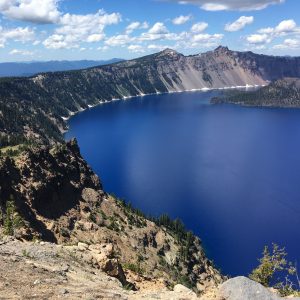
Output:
[[65, 91, 300, 276]]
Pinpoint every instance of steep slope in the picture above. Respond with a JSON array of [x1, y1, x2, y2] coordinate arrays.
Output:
[[1, 47, 300, 147], [0, 140, 223, 293], [211, 78, 300, 107]]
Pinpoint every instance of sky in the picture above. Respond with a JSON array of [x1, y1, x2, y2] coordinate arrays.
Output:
[[0, 0, 299, 62]]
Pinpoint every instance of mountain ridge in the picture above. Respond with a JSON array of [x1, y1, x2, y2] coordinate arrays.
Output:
[[1, 46, 300, 147]]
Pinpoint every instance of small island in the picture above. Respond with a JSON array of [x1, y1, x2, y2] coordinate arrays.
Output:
[[211, 78, 300, 108]]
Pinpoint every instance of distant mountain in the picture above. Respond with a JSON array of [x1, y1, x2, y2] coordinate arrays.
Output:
[[1, 46, 300, 146], [211, 77, 300, 108], [0, 58, 124, 77]]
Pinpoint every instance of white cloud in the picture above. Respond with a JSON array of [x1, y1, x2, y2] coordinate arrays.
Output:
[[97, 45, 109, 51], [9, 49, 35, 55], [148, 22, 168, 34], [246, 19, 300, 46], [166, 0, 284, 11], [275, 19, 296, 33], [105, 34, 133, 47], [43, 10, 121, 49], [86, 33, 105, 43], [172, 15, 191, 25], [139, 22, 170, 41], [273, 38, 300, 49], [0, 0, 11, 11], [201, 3, 228, 10], [257, 27, 274, 34], [225, 16, 254, 32], [148, 44, 170, 51], [0, 0, 60, 24], [191, 33, 223, 43], [190, 22, 208, 33], [128, 44, 145, 53], [125, 21, 148, 34], [0, 25, 35, 47], [43, 34, 70, 49], [246, 33, 270, 44]]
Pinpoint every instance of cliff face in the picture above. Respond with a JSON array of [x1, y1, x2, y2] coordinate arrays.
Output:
[[0, 140, 223, 292], [211, 77, 300, 107], [1, 47, 300, 146]]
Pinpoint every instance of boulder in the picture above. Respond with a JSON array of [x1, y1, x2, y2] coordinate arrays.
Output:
[[219, 276, 300, 300], [77, 242, 89, 251], [101, 258, 127, 286], [174, 284, 197, 296]]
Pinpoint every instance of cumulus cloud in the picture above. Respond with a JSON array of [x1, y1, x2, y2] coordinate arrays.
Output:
[[167, 0, 284, 11], [43, 10, 121, 49], [274, 19, 296, 33], [0, 25, 35, 47], [128, 44, 145, 53], [105, 34, 134, 47], [0, 0, 60, 24], [148, 22, 168, 34], [246, 19, 299, 46], [191, 33, 223, 44], [273, 38, 300, 49], [9, 48, 35, 55], [191, 22, 208, 33], [246, 33, 270, 44], [86, 33, 105, 43], [125, 21, 148, 34], [172, 15, 191, 25], [225, 16, 254, 32], [139, 22, 170, 41]]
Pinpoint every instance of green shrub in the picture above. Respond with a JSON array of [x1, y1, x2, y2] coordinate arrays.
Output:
[[250, 243, 300, 296], [3, 197, 24, 236], [123, 261, 145, 275]]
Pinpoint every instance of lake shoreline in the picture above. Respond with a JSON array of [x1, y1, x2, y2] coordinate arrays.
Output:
[[62, 84, 266, 123]]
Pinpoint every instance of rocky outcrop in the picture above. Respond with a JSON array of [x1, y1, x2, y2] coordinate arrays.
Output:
[[0, 140, 223, 293], [1, 47, 300, 146], [0, 238, 297, 299]]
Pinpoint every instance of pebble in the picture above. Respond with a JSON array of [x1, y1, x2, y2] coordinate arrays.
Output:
[[59, 288, 69, 295], [33, 279, 41, 285]]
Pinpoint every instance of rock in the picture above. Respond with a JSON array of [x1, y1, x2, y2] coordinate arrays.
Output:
[[218, 276, 293, 300], [77, 242, 89, 251], [173, 284, 196, 296], [101, 259, 127, 286], [59, 288, 69, 295], [82, 222, 94, 231], [60, 264, 70, 272], [81, 188, 102, 204], [33, 279, 41, 285]]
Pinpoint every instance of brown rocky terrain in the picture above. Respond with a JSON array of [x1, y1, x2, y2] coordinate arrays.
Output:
[[1, 237, 299, 300]]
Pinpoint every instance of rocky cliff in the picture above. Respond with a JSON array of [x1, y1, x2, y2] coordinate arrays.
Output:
[[0, 139, 223, 293], [1, 46, 300, 146]]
